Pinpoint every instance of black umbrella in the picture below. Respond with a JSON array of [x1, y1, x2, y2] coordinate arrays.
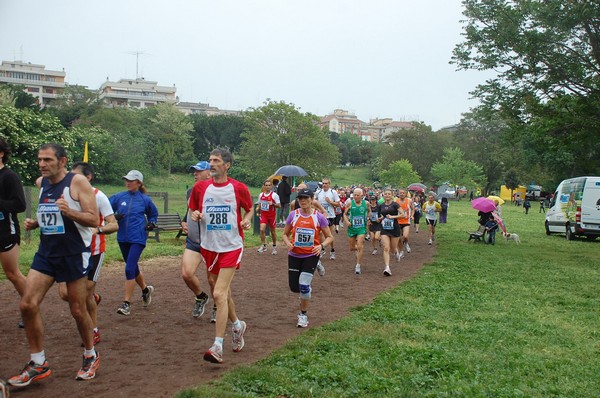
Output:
[[273, 165, 308, 177]]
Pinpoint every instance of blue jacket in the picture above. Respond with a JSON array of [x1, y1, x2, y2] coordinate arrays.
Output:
[[109, 190, 158, 245]]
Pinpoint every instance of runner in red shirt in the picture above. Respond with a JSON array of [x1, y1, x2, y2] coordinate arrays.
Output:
[[256, 179, 281, 255]]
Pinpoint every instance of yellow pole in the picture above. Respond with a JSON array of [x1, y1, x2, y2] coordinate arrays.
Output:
[[83, 141, 89, 162]]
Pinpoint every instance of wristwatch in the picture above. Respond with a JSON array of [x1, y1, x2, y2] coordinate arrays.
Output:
[[97, 227, 103, 235]]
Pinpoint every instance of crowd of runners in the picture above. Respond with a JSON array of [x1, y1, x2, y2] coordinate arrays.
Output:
[[0, 139, 443, 390]]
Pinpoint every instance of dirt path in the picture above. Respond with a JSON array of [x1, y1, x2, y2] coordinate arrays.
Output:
[[1, 228, 434, 397]]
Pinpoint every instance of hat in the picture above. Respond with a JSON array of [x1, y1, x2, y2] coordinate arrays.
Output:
[[189, 161, 210, 171], [297, 188, 313, 198], [123, 170, 143, 182]]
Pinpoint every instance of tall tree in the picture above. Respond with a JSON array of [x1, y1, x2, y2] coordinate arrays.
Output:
[[46, 84, 103, 127], [430, 147, 485, 191], [189, 113, 245, 160], [239, 100, 339, 185], [150, 103, 194, 174], [452, 0, 600, 181], [378, 159, 421, 188]]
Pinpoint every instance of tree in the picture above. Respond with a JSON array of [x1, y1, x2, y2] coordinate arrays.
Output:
[[239, 100, 339, 185], [430, 147, 485, 190], [452, 0, 600, 180], [46, 84, 103, 127], [150, 103, 194, 174], [189, 113, 245, 160], [378, 159, 421, 188], [504, 168, 520, 198]]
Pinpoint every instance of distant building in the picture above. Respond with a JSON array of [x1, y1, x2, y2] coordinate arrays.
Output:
[[320, 110, 413, 142], [98, 78, 176, 108], [176, 101, 241, 117], [0, 60, 66, 107]]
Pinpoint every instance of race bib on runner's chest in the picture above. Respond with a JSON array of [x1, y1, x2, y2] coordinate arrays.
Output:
[[382, 218, 394, 230], [295, 227, 315, 247], [37, 203, 65, 234], [352, 216, 365, 227], [205, 205, 232, 231]]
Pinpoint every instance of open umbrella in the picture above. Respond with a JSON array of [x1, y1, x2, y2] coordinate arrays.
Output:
[[408, 183, 427, 191], [273, 165, 308, 177], [493, 212, 507, 234], [487, 195, 505, 205], [471, 197, 497, 213]]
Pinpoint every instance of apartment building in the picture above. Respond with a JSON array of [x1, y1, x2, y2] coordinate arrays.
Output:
[[176, 101, 241, 117], [320, 110, 413, 142], [0, 60, 66, 106], [98, 78, 176, 108]]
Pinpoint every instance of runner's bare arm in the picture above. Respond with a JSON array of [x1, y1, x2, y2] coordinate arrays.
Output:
[[58, 174, 98, 227]]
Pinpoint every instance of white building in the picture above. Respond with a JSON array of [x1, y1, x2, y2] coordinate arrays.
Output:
[[0, 60, 66, 107]]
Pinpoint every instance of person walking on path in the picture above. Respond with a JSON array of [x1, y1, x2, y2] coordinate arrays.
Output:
[[343, 188, 369, 275], [57, 162, 118, 346], [189, 148, 253, 364], [110, 170, 158, 317], [256, 179, 281, 255], [9, 143, 100, 387], [424, 192, 442, 245], [0, 139, 27, 327], [282, 188, 333, 328], [378, 189, 405, 277], [277, 175, 292, 224], [180, 161, 213, 319], [316, 178, 340, 259]]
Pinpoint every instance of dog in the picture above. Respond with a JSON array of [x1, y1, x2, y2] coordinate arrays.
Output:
[[503, 232, 521, 244]]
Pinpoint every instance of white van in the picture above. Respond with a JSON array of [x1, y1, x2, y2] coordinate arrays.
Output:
[[545, 176, 600, 240]]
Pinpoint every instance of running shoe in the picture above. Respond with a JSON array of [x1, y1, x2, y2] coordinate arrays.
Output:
[[355, 264, 361, 275], [94, 293, 102, 305], [405, 243, 411, 253], [116, 302, 131, 316], [329, 251, 336, 260], [210, 306, 217, 323], [297, 313, 309, 328], [415, 229, 419, 233], [316, 260, 325, 277], [365, 234, 370, 241], [142, 285, 154, 307], [193, 296, 209, 318], [257, 245, 267, 253], [372, 249, 378, 255], [18, 318, 24, 328], [8, 360, 51, 387], [232, 320, 247, 352], [395, 251, 404, 261], [76, 352, 100, 381], [203, 344, 223, 363], [428, 239, 433, 245], [271, 246, 278, 255], [93, 330, 101, 345], [383, 266, 392, 277]]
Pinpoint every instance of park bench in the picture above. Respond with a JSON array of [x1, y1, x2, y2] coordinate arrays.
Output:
[[467, 225, 486, 243], [147, 213, 185, 242]]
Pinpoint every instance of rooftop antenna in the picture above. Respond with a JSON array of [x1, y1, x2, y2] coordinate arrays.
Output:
[[126, 50, 145, 79]]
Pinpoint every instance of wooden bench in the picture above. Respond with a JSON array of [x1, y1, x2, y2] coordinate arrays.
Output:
[[147, 213, 185, 242], [467, 225, 486, 243]]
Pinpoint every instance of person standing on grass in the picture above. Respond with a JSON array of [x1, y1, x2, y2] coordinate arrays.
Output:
[[343, 188, 369, 275], [424, 192, 442, 245], [57, 162, 118, 347], [439, 197, 449, 223], [256, 179, 281, 255], [9, 143, 100, 387], [282, 188, 333, 328], [277, 175, 292, 224], [378, 188, 405, 277], [0, 138, 27, 328], [110, 170, 158, 317], [189, 148, 253, 364], [180, 161, 213, 320]]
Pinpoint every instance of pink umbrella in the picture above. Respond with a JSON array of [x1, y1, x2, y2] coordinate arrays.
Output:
[[493, 212, 507, 234], [471, 197, 497, 213]]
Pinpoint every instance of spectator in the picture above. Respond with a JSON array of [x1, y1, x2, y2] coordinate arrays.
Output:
[[277, 176, 292, 224]]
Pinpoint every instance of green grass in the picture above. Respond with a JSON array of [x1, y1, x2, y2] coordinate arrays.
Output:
[[176, 200, 600, 398], [330, 166, 373, 187]]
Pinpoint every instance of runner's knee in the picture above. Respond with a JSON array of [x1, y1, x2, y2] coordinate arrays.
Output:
[[299, 272, 313, 299]]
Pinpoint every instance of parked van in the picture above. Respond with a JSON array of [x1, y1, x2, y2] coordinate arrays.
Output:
[[545, 176, 600, 240]]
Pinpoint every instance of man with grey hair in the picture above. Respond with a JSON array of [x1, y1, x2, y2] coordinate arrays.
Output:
[[316, 177, 340, 259], [343, 187, 370, 275]]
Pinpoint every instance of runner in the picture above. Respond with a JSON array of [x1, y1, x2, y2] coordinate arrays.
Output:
[[57, 162, 118, 346], [9, 143, 100, 387], [412, 192, 423, 233], [110, 170, 159, 316], [256, 179, 281, 255], [189, 148, 253, 364], [281, 188, 333, 327], [378, 188, 405, 276], [368, 196, 381, 255], [343, 188, 369, 275], [424, 192, 442, 245], [315, 178, 340, 259], [181, 161, 212, 319], [0, 139, 27, 328], [395, 189, 413, 259]]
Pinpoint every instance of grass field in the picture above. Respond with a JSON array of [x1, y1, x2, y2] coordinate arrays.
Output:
[[175, 200, 599, 397]]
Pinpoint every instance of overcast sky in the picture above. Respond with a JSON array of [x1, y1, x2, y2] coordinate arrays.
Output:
[[0, 0, 489, 130]]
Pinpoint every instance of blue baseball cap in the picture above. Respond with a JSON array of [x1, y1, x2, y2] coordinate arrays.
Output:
[[189, 161, 210, 171]]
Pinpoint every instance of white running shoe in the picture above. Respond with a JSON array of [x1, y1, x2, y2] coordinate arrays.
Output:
[[257, 245, 267, 253], [271, 247, 277, 255], [383, 266, 392, 276], [395, 251, 404, 262], [372, 249, 378, 255], [405, 243, 411, 253], [316, 261, 325, 277], [355, 264, 361, 275], [330, 251, 336, 260], [297, 313, 309, 328], [428, 239, 433, 245]]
